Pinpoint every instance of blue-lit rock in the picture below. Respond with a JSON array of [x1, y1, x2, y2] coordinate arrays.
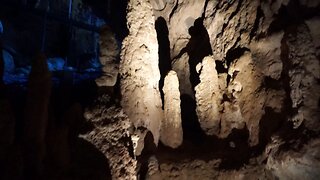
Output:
[[2, 50, 14, 73], [47, 57, 65, 71]]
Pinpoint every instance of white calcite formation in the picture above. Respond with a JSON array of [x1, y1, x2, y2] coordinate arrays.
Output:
[[95, 25, 120, 87], [195, 56, 222, 136], [161, 70, 183, 148], [120, 0, 163, 145]]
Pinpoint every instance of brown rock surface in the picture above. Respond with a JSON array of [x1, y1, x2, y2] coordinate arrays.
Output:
[[83, 95, 137, 180], [95, 26, 120, 87]]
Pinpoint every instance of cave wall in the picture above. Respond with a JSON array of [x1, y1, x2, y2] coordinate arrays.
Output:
[[116, 0, 320, 179], [148, 0, 320, 147]]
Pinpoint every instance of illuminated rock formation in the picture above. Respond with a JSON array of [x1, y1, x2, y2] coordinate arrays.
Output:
[[120, 0, 163, 145], [83, 96, 137, 180], [195, 56, 222, 136], [227, 52, 266, 146], [23, 53, 52, 178], [161, 70, 183, 148], [95, 25, 120, 87]]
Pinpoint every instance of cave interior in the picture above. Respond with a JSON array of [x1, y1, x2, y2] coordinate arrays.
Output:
[[0, 0, 320, 179]]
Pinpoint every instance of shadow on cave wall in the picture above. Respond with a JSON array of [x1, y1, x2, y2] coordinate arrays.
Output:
[[176, 17, 213, 90], [178, 17, 213, 144], [180, 94, 205, 143], [155, 16, 171, 107]]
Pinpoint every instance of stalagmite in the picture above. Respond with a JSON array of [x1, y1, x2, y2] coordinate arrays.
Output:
[[161, 70, 183, 148], [120, 0, 163, 145], [95, 25, 120, 87], [23, 53, 52, 178], [195, 56, 222, 136]]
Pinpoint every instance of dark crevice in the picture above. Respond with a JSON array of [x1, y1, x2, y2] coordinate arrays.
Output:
[[180, 94, 205, 143], [169, 0, 179, 21], [218, 127, 250, 170], [250, 5, 264, 40], [202, 0, 211, 18], [263, 76, 283, 90], [176, 17, 212, 90], [137, 132, 157, 180], [220, 0, 243, 37], [215, 60, 228, 74], [155, 17, 171, 108], [267, 0, 304, 35], [226, 74, 232, 86], [255, 107, 287, 155], [225, 47, 249, 67]]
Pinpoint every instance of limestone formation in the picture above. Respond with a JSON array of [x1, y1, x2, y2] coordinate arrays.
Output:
[[195, 56, 222, 136], [152, 0, 207, 58], [120, 0, 163, 145], [145, 156, 161, 180], [250, 32, 284, 80], [83, 95, 137, 180], [161, 70, 183, 148], [266, 138, 320, 180], [23, 53, 52, 178], [306, 17, 320, 57], [172, 53, 193, 97], [95, 25, 120, 87], [286, 24, 320, 131], [228, 52, 266, 146]]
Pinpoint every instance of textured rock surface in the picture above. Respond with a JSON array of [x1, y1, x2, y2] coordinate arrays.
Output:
[[83, 95, 137, 180], [171, 53, 193, 97], [266, 138, 320, 180], [195, 56, 222, 136], [161, 70, 183, 148], [120, 0, 164, 145], [143, 0, 320, 178], [95, 26, 120, 87], [286, 24, 320, 131]]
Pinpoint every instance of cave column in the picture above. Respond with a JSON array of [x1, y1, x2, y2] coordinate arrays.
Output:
[[120, 0, 163, 145]]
